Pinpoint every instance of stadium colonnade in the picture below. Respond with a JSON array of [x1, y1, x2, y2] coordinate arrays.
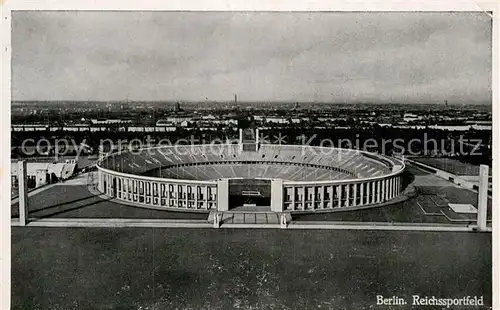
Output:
[[96, 138, 406, 213]]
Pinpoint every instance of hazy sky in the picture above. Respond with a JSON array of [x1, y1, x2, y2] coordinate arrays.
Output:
[[12, 11, 492, 104]]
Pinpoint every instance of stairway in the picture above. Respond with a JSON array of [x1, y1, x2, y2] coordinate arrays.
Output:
[[208, 211, 292, 228]]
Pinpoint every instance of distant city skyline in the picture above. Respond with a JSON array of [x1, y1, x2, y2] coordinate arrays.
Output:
[[12, 12, 492, 104]]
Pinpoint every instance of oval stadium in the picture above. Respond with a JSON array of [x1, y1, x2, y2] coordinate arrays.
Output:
[[96, 129, 405, 213]]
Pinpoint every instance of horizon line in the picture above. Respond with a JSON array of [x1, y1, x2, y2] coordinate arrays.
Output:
[[10, 100, 491, 105]]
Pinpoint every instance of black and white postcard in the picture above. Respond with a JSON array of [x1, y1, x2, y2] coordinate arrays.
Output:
[[2, 1, 498, 309]]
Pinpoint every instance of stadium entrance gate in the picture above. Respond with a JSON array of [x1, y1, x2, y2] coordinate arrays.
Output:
[[228, 179, 271, 210]]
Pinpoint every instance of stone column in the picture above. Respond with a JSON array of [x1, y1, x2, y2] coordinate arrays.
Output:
[[344, 184, 350, 207], [271, 179, 284, 212], [387, 178, 392, 199], [384, 179, 388, 200], [391, 178, 395, 199], [388, 179, 391, 200], [123, 178, 127, 199], [176, 184, 180, 207], [477, 165, 489, 231], [321, 186, 326, 209], [380, 179, 387, 201], [379, 180, 383, 202], [353, 183, 358, 206], [216, 179, 229, 211], [141, 181, 145, 202], [134, 180, 138, 201], [97, 169, 103, 193], [376, 181, 381, 203], [364, 182, 369, 205], [165, 184, 170, 206], [17, 161, 29, 226], [238, 128, 243, 152], [195, 186, 199, 209], [311, 187, 316, 210], [204, 186, 208, 209], [153, 181, 159, 205], [150, 182, 154, 205], [371, 181, 375, 204], [385, 179, 389, 200], [301, 186, 306, 210], [384, 180, 388, 200], [378, 180, 384, 202], [360, 182, 364, 205], [121, 178, 126, 199], [328, 186, 334, 208], [336, 185, 342, 208]]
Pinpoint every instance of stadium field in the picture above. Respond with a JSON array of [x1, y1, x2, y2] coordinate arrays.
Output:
[[11, 227, 491, 309]]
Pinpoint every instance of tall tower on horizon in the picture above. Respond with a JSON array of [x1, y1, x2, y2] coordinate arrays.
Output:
[[234, 94, 237, 104]]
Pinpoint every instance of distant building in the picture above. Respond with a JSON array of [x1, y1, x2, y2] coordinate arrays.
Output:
[[172, 102, 185, 113], [265, 117, 302, 124], [318, 117, 340, 122], [11, 161, 77, 189], [156, 117, 192, 126], [201, 115, 217, 120], [90, 119, 132, 125], [403, 113, 422, 123], [213, 119, 237, 126]]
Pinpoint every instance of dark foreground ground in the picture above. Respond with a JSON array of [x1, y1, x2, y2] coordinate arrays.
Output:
[[12, 228, 491, 309]]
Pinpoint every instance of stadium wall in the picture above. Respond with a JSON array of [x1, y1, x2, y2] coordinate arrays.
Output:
[[97, 166, 219, 211], [279, 175, 403, 212], [96, 144, 405, 213]]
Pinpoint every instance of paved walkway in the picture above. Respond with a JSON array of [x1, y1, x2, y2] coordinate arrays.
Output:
[[209, 211, 280, 225], [13, 218, 212, 228], [11, 217, 490, 232]]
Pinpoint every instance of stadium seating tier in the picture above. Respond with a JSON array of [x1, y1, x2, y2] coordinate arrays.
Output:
[[99, 144, 393, 181]]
